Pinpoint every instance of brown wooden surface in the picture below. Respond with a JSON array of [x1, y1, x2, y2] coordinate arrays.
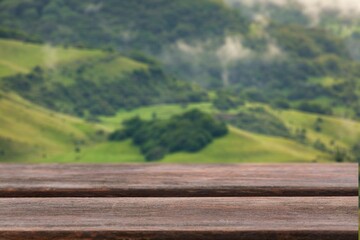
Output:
[[0, 163, 357, 197], [0, 197, 357, 240]]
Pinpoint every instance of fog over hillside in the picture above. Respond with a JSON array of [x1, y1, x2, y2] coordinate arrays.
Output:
[[225, 0, 360, 14], [225, 0, 360, 23]]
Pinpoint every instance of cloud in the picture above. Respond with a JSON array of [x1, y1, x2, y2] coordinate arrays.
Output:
[[216, 36, 253, 64], [224, 0, 360, 23], [225, 0, 286, 6], [264, 42, 284, 60], [84, 3, 103, 13], [298, 0, 360, 24], [215, 36, 253, 86], [252, 14, 270, 27], [164, 35, 284, 87], [176, 40, 204, 55]]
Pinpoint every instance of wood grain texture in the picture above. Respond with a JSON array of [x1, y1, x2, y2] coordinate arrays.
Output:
[[0, 197, 357, 240], [0, 164, 357, 197]]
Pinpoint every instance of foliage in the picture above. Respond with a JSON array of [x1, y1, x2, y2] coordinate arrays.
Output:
[[109, 110, 228, 161]]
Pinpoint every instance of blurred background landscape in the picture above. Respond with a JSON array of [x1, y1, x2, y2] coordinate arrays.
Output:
[[0, 0, 359, 164]]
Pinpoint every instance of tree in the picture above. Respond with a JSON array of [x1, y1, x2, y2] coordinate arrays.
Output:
[[352, 143, 360, 162], [313, 117, 323, 132], [334, 147, 347, 163]]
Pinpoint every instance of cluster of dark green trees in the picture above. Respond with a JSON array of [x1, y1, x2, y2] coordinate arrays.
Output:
[[109, 110, 228, 161]]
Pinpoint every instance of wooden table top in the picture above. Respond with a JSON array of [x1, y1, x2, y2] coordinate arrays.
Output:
[[0, 163, 357, 197], [0, 163, 357, 240]]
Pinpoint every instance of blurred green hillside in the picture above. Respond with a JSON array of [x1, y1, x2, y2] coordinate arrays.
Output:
[[0, 0, 359, 163]]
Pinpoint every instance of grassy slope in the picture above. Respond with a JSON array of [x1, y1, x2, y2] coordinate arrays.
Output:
[[0, 39, 145, 162], [162, 127, 329, 163], [227, 102, 360, 151], [0, 91, 101, 162], [36, 141, 144, 163], [49, 53, 148, 87], [273, 109, 360, 149], [82, 56, 148, 81], [0, 39, 106, 78]]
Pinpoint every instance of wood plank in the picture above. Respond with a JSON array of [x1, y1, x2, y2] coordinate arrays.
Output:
[[0, 164, 357, 197], [0, 197, 357, 240]]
